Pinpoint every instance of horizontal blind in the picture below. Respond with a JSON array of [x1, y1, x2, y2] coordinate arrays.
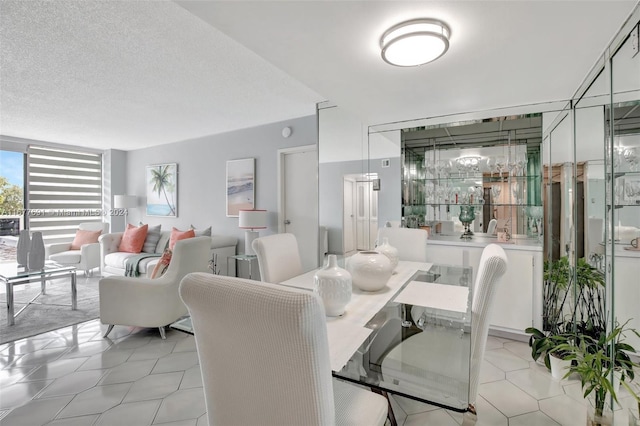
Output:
[[27, 146, 102, 244]]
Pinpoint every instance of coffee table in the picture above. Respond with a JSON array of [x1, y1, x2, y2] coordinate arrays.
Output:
[[1, 261, 77, 326]]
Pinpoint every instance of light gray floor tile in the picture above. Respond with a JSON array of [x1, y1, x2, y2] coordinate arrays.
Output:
[[478, 380, 539, 418], [46, 414, 100, 426], [61, 341, 113, 359], [480, 359, 505, 384], [0, 380, 53, 410], [128, 341, 176, 362], [503, 340, 534, 361], [99, 359, 157, 385], [0, 365, 37, 386], [172, 337, 197, 353], [56, 383, 132, 418], [404, 408, 460, 426], [0, 395, 73, 426], [506, 368, 565, 400], [196, 415, 208, 426], [484, 348, 531, 372], [36, 370, 105, 398], [21, 357, 88, 382], [179, 366, 202, 390], [152, 352, 199, 375], [153, 388, 206, 424], [154, 419, 197, 426], [509, 410, 561, 426], [95, 399, 161, 426], [12, 347, 69, 367], [392, 394, 440, 415], [76, 347, 134, 371], [123, 372, 183, 403], [539, 394, 588, 426], [1, 338, 56, 355]]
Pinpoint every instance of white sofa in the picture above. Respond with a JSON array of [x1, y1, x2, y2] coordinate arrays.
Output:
[[99, 230, 237, 277]]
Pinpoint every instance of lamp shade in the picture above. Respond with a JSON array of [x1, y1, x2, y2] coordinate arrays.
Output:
[[238, 209, 267, 230], [114, 195, 137, 209]]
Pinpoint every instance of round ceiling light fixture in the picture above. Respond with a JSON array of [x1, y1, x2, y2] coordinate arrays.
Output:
[[380, 18, 450, 67]]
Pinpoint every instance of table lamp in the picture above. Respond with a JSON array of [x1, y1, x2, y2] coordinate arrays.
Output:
[[114, 195, 137, 226], [238, 209, 267, 255]]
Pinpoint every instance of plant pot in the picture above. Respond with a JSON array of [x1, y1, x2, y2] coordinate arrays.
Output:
[[549, 353, 571, 380]]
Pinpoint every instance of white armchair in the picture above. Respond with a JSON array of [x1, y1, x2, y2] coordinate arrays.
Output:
[[99, 236, 211, 339], [179, 273, 388, 426], [46, 222, 109, 276]]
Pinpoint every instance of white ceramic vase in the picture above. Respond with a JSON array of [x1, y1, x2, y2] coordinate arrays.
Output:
[[314, 254, 352, 316], [28, 231, 46, 270], [376, 237, 399, 271], [347, 251, 393, 292], [16, 229, 30, 267]]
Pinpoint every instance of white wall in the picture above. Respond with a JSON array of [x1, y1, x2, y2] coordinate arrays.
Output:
[[125, 115, 318, 255]]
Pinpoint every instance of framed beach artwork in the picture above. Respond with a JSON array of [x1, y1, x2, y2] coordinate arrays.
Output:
[[226, 158, 255, 217], [146, 163, 178, 217]]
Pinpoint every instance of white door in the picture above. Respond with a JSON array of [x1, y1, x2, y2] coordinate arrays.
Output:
[[343, 178, 356, 254], [279, 146, 318, 272], [355, 181, 378, 250]]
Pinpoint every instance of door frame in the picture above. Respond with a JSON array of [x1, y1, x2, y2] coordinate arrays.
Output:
[[277, 144, 317, 233]]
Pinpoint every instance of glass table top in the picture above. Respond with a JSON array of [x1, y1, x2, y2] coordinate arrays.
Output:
[[0, 261, 76, 281]]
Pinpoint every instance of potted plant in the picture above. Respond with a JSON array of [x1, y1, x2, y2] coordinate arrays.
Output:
[[557, 321, 640, 426]]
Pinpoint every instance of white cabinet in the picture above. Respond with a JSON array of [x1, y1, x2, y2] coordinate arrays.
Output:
[[426, 236, 543, 336]]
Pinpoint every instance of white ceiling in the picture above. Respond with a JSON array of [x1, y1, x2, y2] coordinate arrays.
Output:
[[1, 1, 637, 151]]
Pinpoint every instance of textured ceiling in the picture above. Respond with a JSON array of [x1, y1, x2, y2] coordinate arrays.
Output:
[[0, 1, 323, 150], [0, 1, 637, 151]]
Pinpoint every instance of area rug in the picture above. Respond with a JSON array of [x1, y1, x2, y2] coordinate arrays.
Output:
[[0, 275, 100, 344]]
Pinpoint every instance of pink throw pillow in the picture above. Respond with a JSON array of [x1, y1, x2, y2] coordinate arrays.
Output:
[[169, 227, 195, 250], [70, 229, 102, 250], [150, 249, 173, 279], [119, 224, 148, 253]]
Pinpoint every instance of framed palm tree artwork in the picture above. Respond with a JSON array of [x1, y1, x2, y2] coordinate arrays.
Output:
[[146, 163, 178, 217]]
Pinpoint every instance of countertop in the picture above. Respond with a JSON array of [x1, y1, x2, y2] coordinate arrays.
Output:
[[427, 233, 543, 252]]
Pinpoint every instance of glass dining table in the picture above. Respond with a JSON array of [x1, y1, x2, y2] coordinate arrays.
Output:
[[171, 260, 473, 413]]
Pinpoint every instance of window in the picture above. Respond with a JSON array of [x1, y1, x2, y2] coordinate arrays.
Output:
[[27, 146, 102, 244]]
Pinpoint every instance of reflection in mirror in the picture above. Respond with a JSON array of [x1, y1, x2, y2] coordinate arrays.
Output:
[[399, 115, 542, 241]]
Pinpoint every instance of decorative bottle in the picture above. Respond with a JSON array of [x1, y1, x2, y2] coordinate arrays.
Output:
[[28, 231, 46, 270], [16, 230, 30, 267], [376, 237, 399, 271], [314, 255, 352, 317]]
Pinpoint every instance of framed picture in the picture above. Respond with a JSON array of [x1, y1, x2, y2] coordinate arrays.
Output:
[[226, 158, 255, 217], [146, 163, 178, 217]]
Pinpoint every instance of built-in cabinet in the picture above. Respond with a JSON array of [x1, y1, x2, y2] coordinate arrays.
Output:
[[425, 236, 542, 336]]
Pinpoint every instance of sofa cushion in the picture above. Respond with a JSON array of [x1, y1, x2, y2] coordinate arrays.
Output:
[[49, 250, 81, 264], [142, 224, 162, 253], [190, 225, 212, 237], [119, 224, 148, 253], [70, 229, 102, 250], [169, 227, 195, 250], [105, 252, 157, 274]]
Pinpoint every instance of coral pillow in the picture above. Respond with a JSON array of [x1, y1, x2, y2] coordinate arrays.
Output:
[[70, 229, 102, 250], [119, 224, 148, 253], [169, 227, 195, 250]]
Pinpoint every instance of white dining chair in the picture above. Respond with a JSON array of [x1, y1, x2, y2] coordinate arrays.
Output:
[[376, 227, 428, 262], [252, 233, 303, 283], [179, 273, 388, 426], [381, 243, 508, 422]]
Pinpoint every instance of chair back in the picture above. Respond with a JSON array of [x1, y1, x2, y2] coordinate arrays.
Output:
[[163, 236, 211, 282], [376, 227, 428, 262], [469, 243, 508, 404], [79, 221, 110, 234], [179, 273, 335, 426], [252, 233, 303, 283], [486, 219, 498, 235]]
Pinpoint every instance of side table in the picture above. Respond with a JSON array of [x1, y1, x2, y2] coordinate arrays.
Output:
[[227, 254, 258, 280]]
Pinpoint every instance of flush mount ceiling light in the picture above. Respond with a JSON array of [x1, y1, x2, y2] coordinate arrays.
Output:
[[380, 18, 450, 67]]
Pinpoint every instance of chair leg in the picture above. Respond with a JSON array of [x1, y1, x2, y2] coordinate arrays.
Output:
[[158, 327, 166, 339], [370, 388, 397, 426], [103, 324, 114, 338]]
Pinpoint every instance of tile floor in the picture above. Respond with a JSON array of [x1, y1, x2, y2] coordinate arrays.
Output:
[[0, 319, 638, 426]]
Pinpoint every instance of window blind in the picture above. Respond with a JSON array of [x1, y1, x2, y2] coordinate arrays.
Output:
[[27, 146, 103, 244]]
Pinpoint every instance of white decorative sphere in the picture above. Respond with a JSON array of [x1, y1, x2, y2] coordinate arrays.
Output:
[[347, 251, 393, 292], [314, 255, 352, 316]]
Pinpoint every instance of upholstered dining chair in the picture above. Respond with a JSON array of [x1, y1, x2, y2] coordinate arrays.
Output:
[[486, 218, 498, 235], [46, 221, 110, 276], [381, 243, 508, 422], [376, 227, 429, 262], [252, 233, 303, 283], [99, 236, 211, 339], [179, 273, 388, 426]]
